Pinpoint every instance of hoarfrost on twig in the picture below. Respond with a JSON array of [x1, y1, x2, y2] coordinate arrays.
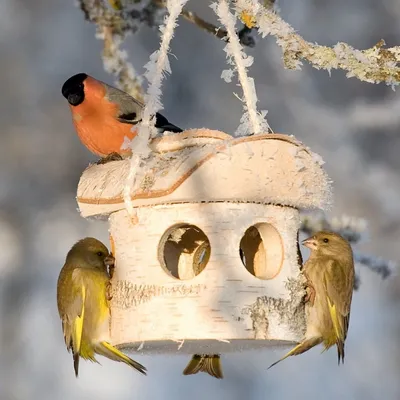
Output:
[[234, 0, 400, 86], [99, 26, 144, 101]]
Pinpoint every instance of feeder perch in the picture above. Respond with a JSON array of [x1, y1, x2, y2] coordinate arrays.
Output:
[[76, 129, 331, 355]]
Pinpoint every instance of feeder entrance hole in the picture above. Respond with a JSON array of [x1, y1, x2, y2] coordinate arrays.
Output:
[[239, 223, 283, 280], [158, 224, 211, 280]]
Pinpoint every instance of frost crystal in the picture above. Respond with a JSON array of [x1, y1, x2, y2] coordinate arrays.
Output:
[[120, 135, 132, 150], [310, 150, 325, 166], [221, 69, 235, 83]]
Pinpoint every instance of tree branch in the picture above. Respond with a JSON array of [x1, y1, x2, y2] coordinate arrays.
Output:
[[100, 26, 144, 101], [153, 0, 256, 47], [77, 0, 144, 99], [234, 0, 400, 85]]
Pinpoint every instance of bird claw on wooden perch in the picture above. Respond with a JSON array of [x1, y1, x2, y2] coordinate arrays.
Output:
[[97, 152, 124, 165]]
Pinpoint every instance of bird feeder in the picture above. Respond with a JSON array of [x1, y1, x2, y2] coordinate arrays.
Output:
[[76, 129, 331, 355]]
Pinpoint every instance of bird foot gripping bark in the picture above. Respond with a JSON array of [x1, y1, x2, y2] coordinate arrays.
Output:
[[303, 272, 316, 306], [108, 264, 115, 280], [106, 282, 113, 302], [96, 152, 124, 165], [304, 284, 316, 306]]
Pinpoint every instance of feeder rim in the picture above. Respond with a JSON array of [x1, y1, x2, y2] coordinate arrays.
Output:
[[77, 130, 317, 206]]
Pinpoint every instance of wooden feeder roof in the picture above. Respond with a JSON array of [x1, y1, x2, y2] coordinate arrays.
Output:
[[77, 129, 332, 217]]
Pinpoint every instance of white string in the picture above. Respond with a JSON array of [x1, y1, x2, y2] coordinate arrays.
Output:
[[123, 0, 189, 220], [212, 0, 270, 136]]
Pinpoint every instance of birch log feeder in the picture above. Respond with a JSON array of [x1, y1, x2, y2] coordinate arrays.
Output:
[[76, 129, 331, 355]]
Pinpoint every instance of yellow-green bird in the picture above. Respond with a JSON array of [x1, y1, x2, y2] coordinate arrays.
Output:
[[57, 237, 147, 377], [183, 355, 223, 379], [182, 240, 223, 379], [269, 231, 355, 369]]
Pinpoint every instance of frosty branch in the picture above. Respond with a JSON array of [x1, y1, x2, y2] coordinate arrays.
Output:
[[235, 0, 400, 85], [78, 0, 144, 99], [213, 0, 270, 136], [123, 0, 189, 220], [100, 26, 144, 101], [77, 0, 258, 97], [80, 0, 400, 87]]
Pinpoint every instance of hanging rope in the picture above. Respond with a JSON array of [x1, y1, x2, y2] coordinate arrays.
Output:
[[123, 0, 189, 221], [213, 0, 270, 136]]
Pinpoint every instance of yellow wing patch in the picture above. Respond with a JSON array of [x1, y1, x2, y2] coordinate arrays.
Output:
[[72, 283, 86, 354], [327, 297, 340, 338], [72, 271, 86, 354]]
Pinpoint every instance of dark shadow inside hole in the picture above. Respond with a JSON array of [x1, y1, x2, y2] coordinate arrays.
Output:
[[239, 223, 283, 280], [159, 224, 211, 280], [239, 226, 263, 277]]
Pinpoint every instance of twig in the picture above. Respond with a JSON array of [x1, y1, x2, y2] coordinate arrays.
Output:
[[153, 0, 256, 47], [355, 252, 395, 280], [234, 0, 400, 85], [77, 0, 132, 32], [213, 0, 269, 135], [181, 8, 227, 40], [77, 0, 144, 99], [101, 26, 144, 100], [123, 0, 189, 221]]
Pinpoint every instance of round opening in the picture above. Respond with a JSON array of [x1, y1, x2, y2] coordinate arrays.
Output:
[[158, 224, 211, 280], [239, 223, 283, 280]]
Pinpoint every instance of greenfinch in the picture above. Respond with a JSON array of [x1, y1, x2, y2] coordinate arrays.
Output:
[[269, 231, 355, 368], [183, 355, 223, 379], [181, 240, 223, 379], [57, 237, 147, 377]]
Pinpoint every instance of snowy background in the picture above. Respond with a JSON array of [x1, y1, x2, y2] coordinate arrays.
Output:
[[1, 0, 400, 399]]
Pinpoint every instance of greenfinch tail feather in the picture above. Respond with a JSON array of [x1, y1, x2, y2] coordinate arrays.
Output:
[[204, 355, 223, 379], [73, 353, 80, 377], [97, 341, 147, 375], [336, 340, 345, 365], [183, 354, 223, 379], [183, 354, 203, 376], [326, 297, 346, 364], [268, 337, 323, 370]]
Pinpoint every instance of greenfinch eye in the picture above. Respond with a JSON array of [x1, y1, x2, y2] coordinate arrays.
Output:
[[97, 251, 104, 257], [323, 238, 329, 243]]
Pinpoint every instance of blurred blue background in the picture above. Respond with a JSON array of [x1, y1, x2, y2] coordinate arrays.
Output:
[[0, 0, 399, 399]]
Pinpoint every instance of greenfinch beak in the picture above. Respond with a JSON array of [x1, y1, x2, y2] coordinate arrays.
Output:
[[104, 253, 115, 267], [302, 236, 318, 250]]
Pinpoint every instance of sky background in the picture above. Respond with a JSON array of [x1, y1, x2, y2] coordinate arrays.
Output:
[[0, 0, 400, 399]]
